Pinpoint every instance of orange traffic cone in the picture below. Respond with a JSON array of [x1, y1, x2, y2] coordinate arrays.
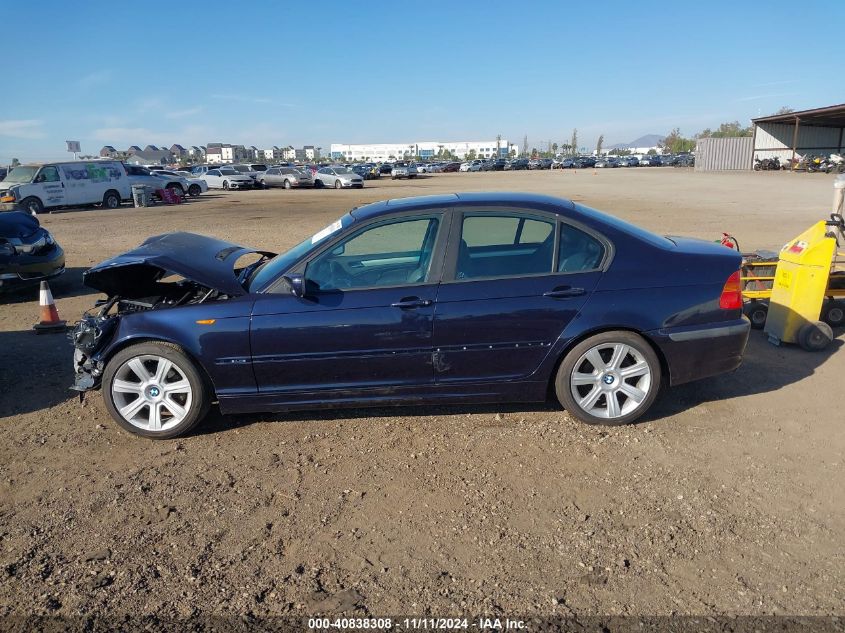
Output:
[[33, 281, 66, 334]]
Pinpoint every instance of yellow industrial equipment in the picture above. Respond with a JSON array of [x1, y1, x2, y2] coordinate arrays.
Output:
[[764, 219, 840, 350]]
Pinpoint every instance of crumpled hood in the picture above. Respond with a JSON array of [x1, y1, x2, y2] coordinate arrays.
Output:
[[0, 211, 41, 239], [83, 232, 275, 298]]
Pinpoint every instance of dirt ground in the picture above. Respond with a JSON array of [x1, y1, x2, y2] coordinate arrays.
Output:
[[0, 169, 843, 625]]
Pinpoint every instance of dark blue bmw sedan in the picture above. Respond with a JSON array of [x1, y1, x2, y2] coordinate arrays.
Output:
[[71, 193, 750, 438]]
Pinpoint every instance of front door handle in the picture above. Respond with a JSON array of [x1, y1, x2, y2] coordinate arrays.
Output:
[[543, 287, 586, 298], [391, 297, 433, 309]]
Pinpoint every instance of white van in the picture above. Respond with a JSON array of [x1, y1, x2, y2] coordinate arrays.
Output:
[[0, 161, 131, 215]]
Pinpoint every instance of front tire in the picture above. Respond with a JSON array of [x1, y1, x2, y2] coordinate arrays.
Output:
[[283, 179, 291, 189], [20, 196, 44, 216], [555, 331, 661, 426], [334, 179, 342, 189], [103, 342, 211, 439], [188, 184, 201, 197], [223, 181, 230, 190]]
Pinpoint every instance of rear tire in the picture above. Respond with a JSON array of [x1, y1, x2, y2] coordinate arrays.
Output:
[[745, 303, 768, 330], [798, 321, 833, 351], [555, 331, 661, 426], [822, 301, 845, 328], [20, 196, 44, 216], [102, 190, 121, 209], [166, 183, 184, 196], [102, 341, 211, 439]]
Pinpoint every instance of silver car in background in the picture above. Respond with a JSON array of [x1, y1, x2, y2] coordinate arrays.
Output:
[[314, 166, 364, 189], [259, 167, 313, 189], [391, 162, 418, 179]]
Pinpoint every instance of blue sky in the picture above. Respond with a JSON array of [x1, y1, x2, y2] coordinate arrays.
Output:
[[1, 1, 843, 163]]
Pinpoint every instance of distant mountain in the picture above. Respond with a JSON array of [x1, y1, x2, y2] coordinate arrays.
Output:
[[606, 134, 665, 150]]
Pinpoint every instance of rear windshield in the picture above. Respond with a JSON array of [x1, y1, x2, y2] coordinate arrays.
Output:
[[230, 165, 249, 173], [3, 166, 38, 183], [251, 164, 268, 171]]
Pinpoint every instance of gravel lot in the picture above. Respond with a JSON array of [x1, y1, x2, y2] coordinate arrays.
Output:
[[0, 169, 842, 624]]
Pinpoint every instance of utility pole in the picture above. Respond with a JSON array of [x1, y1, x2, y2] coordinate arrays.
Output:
[[496, 134, 501, 158]]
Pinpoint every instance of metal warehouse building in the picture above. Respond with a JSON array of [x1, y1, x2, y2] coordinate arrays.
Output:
[[696, 103, 845, 171], [752, 103, 845, 164]]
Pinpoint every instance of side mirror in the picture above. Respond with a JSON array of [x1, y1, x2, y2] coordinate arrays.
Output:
[[283, 274, 305, 298]]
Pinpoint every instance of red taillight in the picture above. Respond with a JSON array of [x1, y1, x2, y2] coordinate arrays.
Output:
[[719, 270, 743, 310]]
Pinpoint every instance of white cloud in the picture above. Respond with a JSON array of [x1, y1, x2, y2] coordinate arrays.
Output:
[[210, 94, 294, 107], [166, 106, 203, 119], [92, 127, 160, 142], [0, 119, 46, 139], [736, 92, 798, 102], [78, 70, 112, 88], [91, 123, 214, 147]]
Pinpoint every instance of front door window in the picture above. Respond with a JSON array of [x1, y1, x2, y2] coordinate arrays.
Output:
[[306, 217, 440, 290]]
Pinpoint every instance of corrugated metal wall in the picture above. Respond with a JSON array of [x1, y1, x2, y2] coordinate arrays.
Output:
[[753, 122, 844, 161], [695, 137, 754, 171]]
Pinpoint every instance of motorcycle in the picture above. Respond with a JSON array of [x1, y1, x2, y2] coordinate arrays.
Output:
[[807, 155, 838, 173], [753, 156, 782, 171]]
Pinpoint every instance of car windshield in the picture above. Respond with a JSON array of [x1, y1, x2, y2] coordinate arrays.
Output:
[[333, 168, 353, 174], [3, 166, 38, 183], [219, 168, 237, 175], [251, 165, 268, 171], [230, 165, 249, 173], [249, 213, 354, 291]]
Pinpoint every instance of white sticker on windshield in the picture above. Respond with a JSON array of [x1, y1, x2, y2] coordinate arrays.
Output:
[[311, 219, 343, 244]]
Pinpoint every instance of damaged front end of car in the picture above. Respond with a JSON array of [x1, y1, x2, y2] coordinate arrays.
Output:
[[70, 231, 274, 395]]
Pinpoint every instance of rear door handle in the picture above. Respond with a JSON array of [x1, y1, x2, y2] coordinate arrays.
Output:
[[391, 298, 433, 309], [543, 287, 586, 298]]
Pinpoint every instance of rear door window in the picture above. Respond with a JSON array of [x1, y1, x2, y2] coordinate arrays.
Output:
[[456, 214, 555, 280], [558, 224, 605, 273]]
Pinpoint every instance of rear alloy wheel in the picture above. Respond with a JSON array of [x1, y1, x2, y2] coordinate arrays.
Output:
[[166, 183, 184, 196], [20, 196, 44, 216], [188, 184, 201, 197], [555, 331, 661, 426], [334, 179, 342, 189], [103, 342, 210, 439], [283, 179, 291, 189], [102, 190, 121, 209]]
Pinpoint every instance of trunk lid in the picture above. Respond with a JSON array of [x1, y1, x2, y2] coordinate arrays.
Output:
[[0, 211, 41, 239], [83, 232, 275, 298]]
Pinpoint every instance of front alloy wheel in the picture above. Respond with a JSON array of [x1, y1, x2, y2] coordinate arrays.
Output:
[[103, 342, 210, 438], [556, 331, 661, 426]]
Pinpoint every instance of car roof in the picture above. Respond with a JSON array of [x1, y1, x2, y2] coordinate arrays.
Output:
[[350, 192, 577, 222]]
